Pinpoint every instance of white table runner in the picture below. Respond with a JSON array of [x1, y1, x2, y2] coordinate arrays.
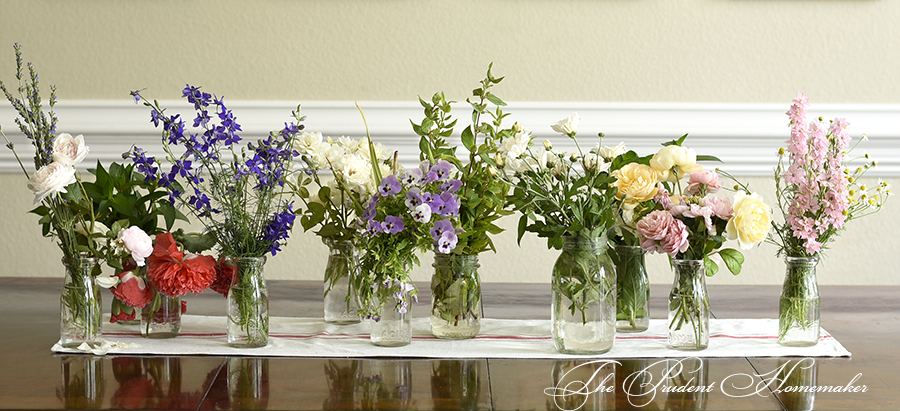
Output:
[[51, 315, 851, 358]]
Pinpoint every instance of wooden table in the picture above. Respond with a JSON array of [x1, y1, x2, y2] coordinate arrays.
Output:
[[0, 278, 896, 410]]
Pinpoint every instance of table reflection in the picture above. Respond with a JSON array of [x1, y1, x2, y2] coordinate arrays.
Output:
[[58, 355, 104, 409], [772, 358, 817, 411], [546, 359, 617, 411], [431, 359, 483, 410], [662, 358, 708, 411], [227, 357, 270, 410]]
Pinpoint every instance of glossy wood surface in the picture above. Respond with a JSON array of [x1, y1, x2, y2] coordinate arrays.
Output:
[[0, 279, 896, 410]]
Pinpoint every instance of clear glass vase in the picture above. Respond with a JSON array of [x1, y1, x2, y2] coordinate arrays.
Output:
[[430, 253, 482, 339], [614, 245, 650, 333], [431, 360, 483, 410], [58, 355, 104, 408], [664, 357, 709, 410], [324, 239, 361, 325], [775, 358, 817, 411], [140, 293, 182, 339], [226, 256, 269, 348], [551, 235, 617, 355], [370, 291, 412, 347], [779, 256, 820, 347], [667, 259, 710, 351], [228, 357, 270, 410], [60, 257, 103, 348]]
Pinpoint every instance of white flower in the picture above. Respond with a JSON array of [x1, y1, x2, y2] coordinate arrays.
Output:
[[27, 162, 77, 206], [116, 226, 153, 267], [52, 133, 89, 166], [582, 154, 611, 173], [650, 145, 702, 182], [412, 203, 432, 223], [323, 144, 348, 170], [595, 142, 626, 160], [499, 131, 530, 159], [551, 113, 580, 137], [294, 131, 324, 155], [525, 146, 550, 171], [95, 271, 119, 289], [340, 154, 372, 191], [357, 141, 392, 162]]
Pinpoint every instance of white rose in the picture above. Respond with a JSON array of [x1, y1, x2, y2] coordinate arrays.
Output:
[[27, 162, 77, 206], [341, 154, 372, 190], [294, 131, 324, 154], [324, 144, 348, 170], [726, 192, 772, 250], [117, 226, 153, 267], [551, 113, 580, 136], [499, 131, 530, 159], [595, 142, 626, 160], [52, 133, 89, 166], [650, 145, 702, 182]]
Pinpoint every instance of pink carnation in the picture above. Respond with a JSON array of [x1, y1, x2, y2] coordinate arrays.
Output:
[[703, 196, 733, 220], [684, 171, 722, 196], [637, 210, 689, 257], [661, 218, 690, 257]]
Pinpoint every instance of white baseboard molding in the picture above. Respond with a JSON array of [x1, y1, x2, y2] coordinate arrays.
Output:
[[3, 100, 899, 176]]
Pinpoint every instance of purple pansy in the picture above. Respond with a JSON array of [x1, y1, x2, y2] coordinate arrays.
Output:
[[378, 175, 402, 196], [382, 215, 404, 234], [440, 179, 462, 194], [436, 231, 458, 254], [430, 219, 455, 241], [437, 192, 460, 217], [405, 187, 424, 210], [430, 160, 454, 181]]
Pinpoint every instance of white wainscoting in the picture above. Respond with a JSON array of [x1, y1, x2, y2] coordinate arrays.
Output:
[[3, 100, 899, 176]]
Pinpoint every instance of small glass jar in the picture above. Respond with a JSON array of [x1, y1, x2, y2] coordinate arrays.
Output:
[[614, 244, 650, 333], [60, 257, 103, 348], [667, 259, 709, 351], [551, 235, 617, 355], [430, 253, 482, 339], [226, 256, 269, 348], [370, 291, 412, 347], [779, 257, 820, 347], [140, 293, 182, 339], [324, 239, 361, 324]]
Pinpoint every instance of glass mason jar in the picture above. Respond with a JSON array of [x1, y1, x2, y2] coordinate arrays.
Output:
[[226, 256, 269, 348], [60, 257, 103, 348], [614, 245, 650, 333], [363, 360, 413, 410], [370, 291, 412, 347], [324, 239, 361, 325], [58, 355, 104, 408], [430, 253, 482, 339], [551, 235, 617, 355], [779, 257, 820, 347], [431, 360, 483, 410], [140, 293, 182, 339], [667, 259, 710, 350]]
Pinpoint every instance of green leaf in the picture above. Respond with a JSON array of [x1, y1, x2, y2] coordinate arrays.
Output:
[[460, 126, 476, 152], [719, 248, 745, 275], [704, 256, 720, 277], [516, 215, 527, 246], [697, 155, 723, 163], [485, 93, 506, 106]]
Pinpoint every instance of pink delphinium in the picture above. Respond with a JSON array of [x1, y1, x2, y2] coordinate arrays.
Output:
[[781, 92, 851, 256]]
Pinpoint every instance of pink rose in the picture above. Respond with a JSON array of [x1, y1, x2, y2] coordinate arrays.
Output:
[[661, 218, 690, 257], [117, 226, 154, 267], [52, 133, 89, 166], [703, 196, 733, 220], [637, 210, 674, 241], [684, 171, 722, 196]]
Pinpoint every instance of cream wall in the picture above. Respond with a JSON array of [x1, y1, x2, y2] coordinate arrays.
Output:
[[1, 1, 899, 285]]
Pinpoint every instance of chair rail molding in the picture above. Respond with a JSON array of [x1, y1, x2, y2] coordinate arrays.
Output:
[[2, 100, 899, 176]]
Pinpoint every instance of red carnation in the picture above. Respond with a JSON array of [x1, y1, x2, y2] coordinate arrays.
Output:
[[148, 232, 216, 298], [210, 257, 236, 298], [110, 272, 154, 308]]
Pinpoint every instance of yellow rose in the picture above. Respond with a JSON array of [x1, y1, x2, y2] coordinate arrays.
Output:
[[649, 145, 702, 182], [726, 192, 772, 250], [612, 163, 659, 210]]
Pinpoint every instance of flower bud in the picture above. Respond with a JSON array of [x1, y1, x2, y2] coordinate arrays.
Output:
[[543, 139, 553, 150], [778, 147, 786, 155], [513, 122, 524, 133]]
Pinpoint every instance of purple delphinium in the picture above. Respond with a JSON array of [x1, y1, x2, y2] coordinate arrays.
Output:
[[381, 215, 404, 234], [378, 175, 402, 196], [263, 202, 296, 255]]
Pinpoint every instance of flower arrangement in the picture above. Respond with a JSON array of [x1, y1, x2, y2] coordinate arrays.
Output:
[[771, 93, 891, 342], [1, 44, 162, 344], [502, 113, 620, 327], [293, 131, 393, 302], [771, 92, 890, 258], [410, 64, 514, 329], [354, 156, 463, 319], [129, 85, 302, 344]]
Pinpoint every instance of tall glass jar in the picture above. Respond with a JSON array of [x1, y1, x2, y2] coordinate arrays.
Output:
[[228, 357, 270, 410], [431, 254, 482, 339], [324, 239, 361, 324], [60, 257, 103, 348], [226, 256, 269, 348], [370, 290, 413, 347], [551, 235, 617, 355], [140, 293, 182, 339], [667, 259, 709, 351], [614, 245, 650, 333], [664, 357, 709, 411], [779, 256, 820, 347], [58, 355, 104, 408]]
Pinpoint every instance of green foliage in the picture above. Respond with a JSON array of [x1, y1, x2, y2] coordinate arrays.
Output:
[[411, 63, 515, 255]]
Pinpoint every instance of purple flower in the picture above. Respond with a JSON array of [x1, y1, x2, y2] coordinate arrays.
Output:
[[437, 192, 460, 217], [430, 219, 455, 241], [440, 179, 462, 194], [365, 219, 383, 236], [382, 215, 404, 234], [430, 160, 454, 181], [401, 169, 422, 186], [378, 175, 402, 196], [405, 187, 424, 210], [263, 202, 296, 256], [436, 231, 458, 254]]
